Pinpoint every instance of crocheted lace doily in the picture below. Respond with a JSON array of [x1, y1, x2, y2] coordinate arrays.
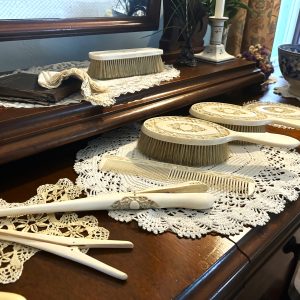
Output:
[[0, 61, 180, 108], [274, 84, 300, 101], [74, 124, 300, 239], [0, 178, 109, 284]]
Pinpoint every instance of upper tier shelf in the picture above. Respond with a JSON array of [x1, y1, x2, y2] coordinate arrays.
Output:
[[0, 59, 264, 164]]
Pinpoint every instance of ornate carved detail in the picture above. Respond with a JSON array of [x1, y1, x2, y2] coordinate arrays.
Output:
[[143, 116, 230, 141], [245, 102, 300, 120], [111, 196, 159, 210]]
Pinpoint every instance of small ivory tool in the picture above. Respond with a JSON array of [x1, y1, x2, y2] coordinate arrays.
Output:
[[0, 182, 215, 217], [0, 228, 133, 280]]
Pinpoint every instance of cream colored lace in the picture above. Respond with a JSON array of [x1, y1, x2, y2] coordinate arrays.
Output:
[[0, 178, 109, 284], [74, 124, 300, 238], [274, 84, 300, 101], [0, 61, 180, 108]]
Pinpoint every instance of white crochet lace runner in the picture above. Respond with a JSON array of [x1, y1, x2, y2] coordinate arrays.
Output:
[[0, 61, 180, 108], [274, 84, 300, 101], [74, 124, 300, 238], [0, 178, 109, 284]]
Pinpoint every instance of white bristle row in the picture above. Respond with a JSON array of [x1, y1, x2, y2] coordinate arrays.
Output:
[[137, 132, 229, 167], [88, 55, 164, 80], [168, 169, 251, 194]]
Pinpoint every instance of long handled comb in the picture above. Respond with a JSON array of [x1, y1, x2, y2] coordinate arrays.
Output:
[[99, 155, 256, 196]]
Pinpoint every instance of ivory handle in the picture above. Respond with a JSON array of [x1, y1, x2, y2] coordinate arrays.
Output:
[[271, 117, 300, 129], [230, 131, 300, 148], [0, 234, 128, 280], [0, 193, 215, 217]]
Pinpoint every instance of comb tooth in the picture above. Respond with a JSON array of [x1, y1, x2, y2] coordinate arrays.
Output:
[[100, 156, 255, 195]]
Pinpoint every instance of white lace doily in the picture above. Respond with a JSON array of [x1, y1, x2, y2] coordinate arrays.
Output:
[[274, 84, 300, 101], [0, 178, 109, 284], [0, 61, 180, 108], [74, 124, 300, 239]]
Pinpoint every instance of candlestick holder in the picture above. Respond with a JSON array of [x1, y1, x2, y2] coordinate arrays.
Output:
[[194, 16, 235, 63]]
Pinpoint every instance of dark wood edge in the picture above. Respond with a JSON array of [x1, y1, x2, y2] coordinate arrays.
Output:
[[175, 196, 300, 299], [0, 0, 161, 40], [0, 62, 263, 143], [232, 199, 300, 280], [175, 243, 249, 299], [0, 66, 264, 164]]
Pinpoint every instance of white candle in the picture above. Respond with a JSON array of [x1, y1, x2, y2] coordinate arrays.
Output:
[[215, 0, 225, 18]]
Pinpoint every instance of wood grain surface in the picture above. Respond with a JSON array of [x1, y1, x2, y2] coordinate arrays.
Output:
[[0, 68, 299, 300], [0, 60, 264, 164]]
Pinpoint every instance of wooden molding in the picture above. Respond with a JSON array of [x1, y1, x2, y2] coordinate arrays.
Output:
[[0, 59, 264, 164]]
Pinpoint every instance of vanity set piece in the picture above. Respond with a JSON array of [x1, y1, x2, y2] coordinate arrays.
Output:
[[0, 1, 300, 299], [0, 60, 299, 299]]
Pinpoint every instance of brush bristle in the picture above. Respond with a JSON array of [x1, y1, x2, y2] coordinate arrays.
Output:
[[87, 55, 165, 80], [137, 132, 229, 166], [218, 123, 266, 145]]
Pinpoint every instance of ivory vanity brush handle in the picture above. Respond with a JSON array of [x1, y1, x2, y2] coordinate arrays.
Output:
[[0, 193, 215, 217], [229, 131, 300, 147], [270, 117, 300, 129], [0, 234, 128, 280], [0, 229, 133, 248]]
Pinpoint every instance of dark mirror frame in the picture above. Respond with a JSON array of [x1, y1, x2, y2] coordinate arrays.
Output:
[[0, 0, 161, 41]]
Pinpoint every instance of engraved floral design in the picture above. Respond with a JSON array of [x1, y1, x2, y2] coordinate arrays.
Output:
[[111, 196, 159, 210], [144, 116, 230, 141], [244, 102, 300, 120], [171, 122, 206, 132], [191, 102, 265, 120]]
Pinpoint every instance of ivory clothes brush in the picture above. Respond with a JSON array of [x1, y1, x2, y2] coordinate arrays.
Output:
[[137, 116, 300, 166], [243, 102, 300, 128], [189, 102, 300, 131], [99, 155, 256, 196], [0, 182, 215, 217], [87, 48, 164, 80]]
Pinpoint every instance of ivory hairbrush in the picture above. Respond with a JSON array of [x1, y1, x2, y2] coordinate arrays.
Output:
[[190, 102, 300, 131], [243, 102, 300, 128], [137, 116, 300, 166], [87, 48, 164, 80]]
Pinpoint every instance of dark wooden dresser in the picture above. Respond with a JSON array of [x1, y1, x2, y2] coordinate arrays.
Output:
[[0, 60, 299, 300]]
